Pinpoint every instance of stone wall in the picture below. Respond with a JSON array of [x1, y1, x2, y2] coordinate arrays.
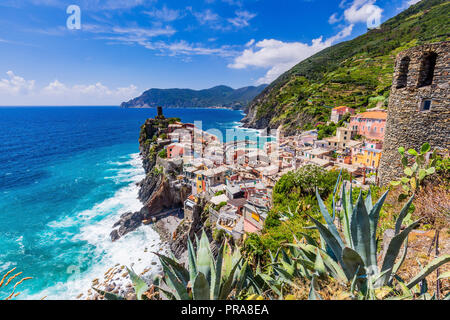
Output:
[[379, 41, 450, 185]]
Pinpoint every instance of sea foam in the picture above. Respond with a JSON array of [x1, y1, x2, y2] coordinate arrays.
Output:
[[25, 153, 167, 300]]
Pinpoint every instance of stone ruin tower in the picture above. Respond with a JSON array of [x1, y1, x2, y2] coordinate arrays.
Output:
[[379, 41, 449, 185]]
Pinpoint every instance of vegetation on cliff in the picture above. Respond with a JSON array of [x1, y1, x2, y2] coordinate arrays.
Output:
[[121, 85, 267, 109], [244, 0, 450, 134]]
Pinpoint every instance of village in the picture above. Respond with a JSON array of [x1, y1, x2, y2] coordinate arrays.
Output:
[[150, 104, 388, 242]]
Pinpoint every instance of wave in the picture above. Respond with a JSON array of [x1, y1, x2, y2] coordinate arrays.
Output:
[[25, 153, 167, 300]]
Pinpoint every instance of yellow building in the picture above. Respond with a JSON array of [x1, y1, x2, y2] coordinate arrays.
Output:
[[353, 148, 382, 170]]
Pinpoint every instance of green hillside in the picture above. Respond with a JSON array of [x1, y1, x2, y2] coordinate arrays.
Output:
[[243, 0, 450, 134]]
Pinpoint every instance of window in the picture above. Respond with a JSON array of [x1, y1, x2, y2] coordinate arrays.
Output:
[[396, 57, 410, 89], [420, 99, 432, 112], [418, 52, 437, 87]]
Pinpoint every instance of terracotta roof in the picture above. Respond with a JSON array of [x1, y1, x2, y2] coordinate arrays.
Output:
[[353, 111, 387, 120], [334, 106, 349, 110]]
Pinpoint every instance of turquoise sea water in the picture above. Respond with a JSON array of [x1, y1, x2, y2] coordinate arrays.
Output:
[[0, 107, 268, 300]]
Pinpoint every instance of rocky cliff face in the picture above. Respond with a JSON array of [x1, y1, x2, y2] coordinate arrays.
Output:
[[110, 116, 190, 241]]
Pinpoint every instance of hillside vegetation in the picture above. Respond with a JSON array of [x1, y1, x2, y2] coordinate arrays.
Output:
[[121, 84, 267, 109], [242, 0, 450, 134]]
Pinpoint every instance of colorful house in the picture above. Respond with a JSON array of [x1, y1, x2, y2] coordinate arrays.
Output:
[[349, 110, 387, 140], [167, 143, 184, 159], [352, 141, 383, 170], [330, 106, 355, 123]]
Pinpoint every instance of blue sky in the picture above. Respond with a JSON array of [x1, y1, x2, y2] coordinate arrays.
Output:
[[0, 0, 420, 105]]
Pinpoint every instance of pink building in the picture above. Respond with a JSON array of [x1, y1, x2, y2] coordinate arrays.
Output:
[[167, 143, 184, 159], [349, 111, 387, 141]]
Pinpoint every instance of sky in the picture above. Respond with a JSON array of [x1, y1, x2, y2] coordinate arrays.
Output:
[[0, 0, 421, 106]]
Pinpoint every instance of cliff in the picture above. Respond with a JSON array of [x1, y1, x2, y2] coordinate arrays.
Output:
[[110, 116, 190, 242], [242, 0, 450, 135]]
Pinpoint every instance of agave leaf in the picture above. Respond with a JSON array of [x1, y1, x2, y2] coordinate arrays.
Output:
[[297, 232, 319, 247], [368, 190, 389, 271], [342, 247, 365, 280], [155, 254, 189, 286], [394, 195, 415, 235], [126, 267, 149, 300], [193, 272, 210, 300], [160, 258, 190, 300], [390, 237, 409, 283], [308, 275, 322, 300], [306, 213, 343, 266], [211, 242, 224, 300], [314, 248, 326, 275], [308, 248, 347, 283], [280, 249, 295, 275], [365, 188, 373, 214], [331, 170, 342, 220], [350, 193, 371, 269], [187, 237, 198, 283], [341, 182, 352, 247], [92, 287, 125, 300], [219, 257, 242, 300], [196, 230, 213, 283], [406, 255, 450, 289], [379, 219, 422, 286], [316, 188, 344, 248]]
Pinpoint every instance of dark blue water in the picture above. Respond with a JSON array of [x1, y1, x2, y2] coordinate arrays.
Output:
[[0, 106, 263, 299]]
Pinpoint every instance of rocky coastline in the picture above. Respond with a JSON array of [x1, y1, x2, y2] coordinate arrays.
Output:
[[82, 113, 220, 300]]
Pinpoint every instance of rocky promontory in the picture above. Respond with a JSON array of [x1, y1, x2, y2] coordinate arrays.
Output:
[[110, 115, 191, 242]]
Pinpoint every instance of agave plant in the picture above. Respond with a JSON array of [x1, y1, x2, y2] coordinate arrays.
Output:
[[269, 173, 449, 299], [306, 175, 450, 299], [156, 230, 263, 300], [93, 267, 156, 300]]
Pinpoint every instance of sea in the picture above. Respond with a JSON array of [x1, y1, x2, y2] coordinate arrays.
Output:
[[0, 106, 271, 300]]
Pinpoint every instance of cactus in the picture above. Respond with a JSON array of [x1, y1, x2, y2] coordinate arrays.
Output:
[[391, 143, 437, 200]]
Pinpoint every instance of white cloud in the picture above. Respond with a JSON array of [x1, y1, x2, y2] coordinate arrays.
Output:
[[111, 26, 176, 38], [0, 71, 35, 95], [144, 5, 182, 22], [227, 10, 256, 28], [193, 9, 219, 24], [140, 40, 237, 57], [0, 71, 138, 105], [343, 0, 383, 24], [229, 25, 354, 84], [407, 0, 421, 5], [328, 13, 341, 24]]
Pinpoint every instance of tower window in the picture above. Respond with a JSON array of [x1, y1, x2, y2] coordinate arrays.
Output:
[[396, 57, 410, 89], [420, 99, 432, 112], [418, 52, 437, 87]]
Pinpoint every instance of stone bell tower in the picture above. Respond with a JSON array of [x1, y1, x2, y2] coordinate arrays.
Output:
[[378, 41, 450, 185]]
